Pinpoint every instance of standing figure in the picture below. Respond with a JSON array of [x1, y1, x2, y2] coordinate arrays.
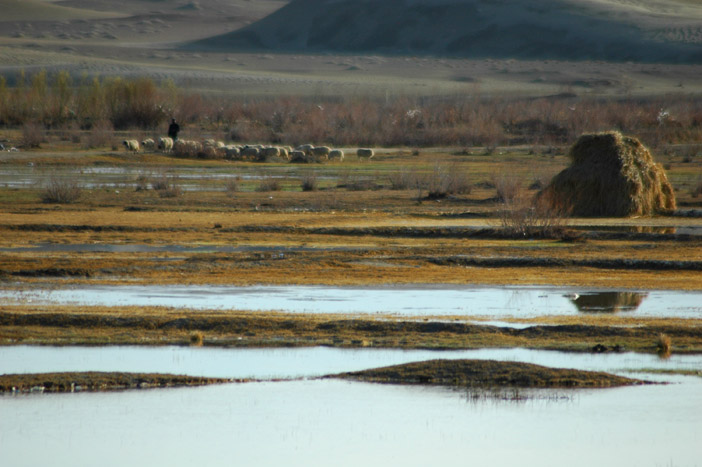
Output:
[[168, 118, 180, 141]]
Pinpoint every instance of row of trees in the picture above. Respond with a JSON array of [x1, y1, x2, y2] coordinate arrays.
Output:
[[1, 70, 702, 149]]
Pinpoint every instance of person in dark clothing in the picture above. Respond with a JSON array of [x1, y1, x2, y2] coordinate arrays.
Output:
[[168, 118, 180, 140]]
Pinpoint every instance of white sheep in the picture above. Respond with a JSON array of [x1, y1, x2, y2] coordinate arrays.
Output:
[[328, 149, 344, 161], [240, 146, 260, 159], [312, 146, 331, 160], [278, 147, 290, 160], [141, 138, 156, 151], [122, 140, 140, 153], [296, 144, 315, 155], [158, 137, 174, 153], [224, 145, 240, 160], [290, 150, 308, 163], [261, 146, 280, 159], [357, 148, 374, 161]]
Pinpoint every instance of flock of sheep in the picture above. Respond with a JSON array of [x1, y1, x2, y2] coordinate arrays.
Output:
[[122, 137, 374, 163]]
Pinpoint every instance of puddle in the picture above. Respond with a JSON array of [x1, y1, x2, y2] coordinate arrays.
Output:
[[3, 345, 701, 379], [3, 284, 700, 319], [1, 348, 700, 467]]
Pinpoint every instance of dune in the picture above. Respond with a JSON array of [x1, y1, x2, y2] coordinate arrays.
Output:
[[0, 0, 124, 22], [191, 0, 702, 62]]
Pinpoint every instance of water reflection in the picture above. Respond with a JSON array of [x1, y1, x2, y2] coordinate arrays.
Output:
[[570, 292, 648, 313]]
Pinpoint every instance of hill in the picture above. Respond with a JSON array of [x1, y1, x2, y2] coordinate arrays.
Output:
[[192, 0, 702, 62], [0, 0, 124, 22]]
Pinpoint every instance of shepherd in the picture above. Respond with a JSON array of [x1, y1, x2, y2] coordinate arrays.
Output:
[[168, 118, 180, 141]]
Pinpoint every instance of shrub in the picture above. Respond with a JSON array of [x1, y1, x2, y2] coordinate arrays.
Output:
[[40, 176, 82, 203], [225, 177, 241, 195], [656, 333, 671, 358], [190, 332, 203, 346], [151, 172, 182, 198], [82, 120, 113, 149], [22, 122, 44, 148], [256, 177, 281, 192], [301, 172, 318, 192]]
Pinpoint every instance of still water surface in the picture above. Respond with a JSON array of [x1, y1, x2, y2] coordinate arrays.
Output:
[[3, 284, 701, 318]]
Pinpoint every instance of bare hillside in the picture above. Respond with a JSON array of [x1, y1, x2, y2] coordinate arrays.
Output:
[[192, 0, 702, 62]]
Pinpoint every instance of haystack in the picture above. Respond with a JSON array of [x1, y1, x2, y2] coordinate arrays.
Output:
[[537, 132, 675, 217]]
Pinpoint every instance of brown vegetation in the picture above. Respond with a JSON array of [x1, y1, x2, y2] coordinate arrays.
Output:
[[0, 372, 231, 393], [3, 72, 702, 149], [331, 359, 645, 388]]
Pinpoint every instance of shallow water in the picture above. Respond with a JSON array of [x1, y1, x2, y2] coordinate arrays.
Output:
[[1, 373, 700, 467], [3, 284, 701, 319], [2, 345, 700, 379]]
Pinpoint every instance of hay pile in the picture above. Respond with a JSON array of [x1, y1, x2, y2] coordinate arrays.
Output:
[[537, 132, 675, 217]]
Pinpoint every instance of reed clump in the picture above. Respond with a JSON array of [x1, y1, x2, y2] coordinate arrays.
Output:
[[537, 132, 676, 217]]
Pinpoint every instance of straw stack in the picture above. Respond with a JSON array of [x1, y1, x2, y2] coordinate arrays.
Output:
[[537, 132, 676, 217]]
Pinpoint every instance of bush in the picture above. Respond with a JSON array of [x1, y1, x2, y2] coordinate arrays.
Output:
[[301, 173, 318, 192], [256, 177, 281, 192], [22, 122, 44, 148], [40, 176, 82, 203]]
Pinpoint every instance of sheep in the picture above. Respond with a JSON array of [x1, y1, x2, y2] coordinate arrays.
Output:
[[173, 139, 202, 158], [141, 138, 156, 151], [278, 146, 290, 160], [261, 146, 280, 159], [328, 149, 344, 162], [122, 140, 140, 153], [240, 146, 260, 160], [296, 144, 315, 155], [203, 138, 216, 147], [224, 145, 240, 160], [157, 137, 174, 153], [290, 150, 308, 163], [357, 148, 374, 161], [312, 146, 331, 160]]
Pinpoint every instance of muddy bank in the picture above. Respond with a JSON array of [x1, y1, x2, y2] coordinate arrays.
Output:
[[331, 359, 645, 388], [0, 372, 232, 393]]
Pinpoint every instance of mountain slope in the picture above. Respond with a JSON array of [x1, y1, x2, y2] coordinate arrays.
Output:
[[192, 0, 702, 62], [0, 0, 124, 22]]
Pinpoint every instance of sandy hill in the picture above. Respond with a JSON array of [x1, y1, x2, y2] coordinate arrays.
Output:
[[192, 0, 702, 62], [0, 0, 124, 22]]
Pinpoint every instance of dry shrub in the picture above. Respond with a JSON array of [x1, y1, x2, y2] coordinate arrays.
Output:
[[256, 177, 281, 192], [388, 166, 422, 190], [656, 333, 671, 358], [22, 122, 44, 148], [190, 332, 204, 347], [425, 164, 472, 198], [493, 174, 522, 203], [151, 172, 182, 198], [301, 173, 318, 192], [82, 120, 113, 149], [537, 132, 676, 217], [40, 176, 82, 203], [225, 177, 241, 195], [499, 191, 569, 238], [691, 176, 702, 198]]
